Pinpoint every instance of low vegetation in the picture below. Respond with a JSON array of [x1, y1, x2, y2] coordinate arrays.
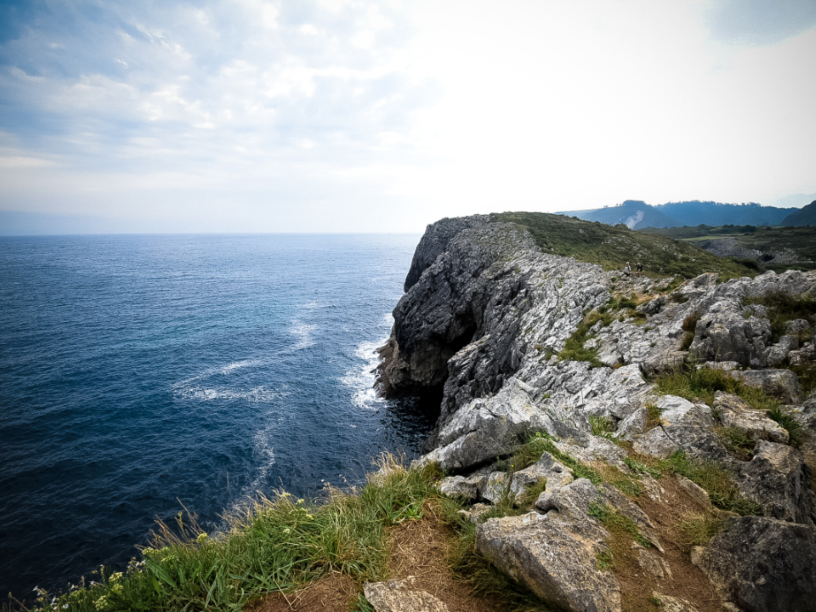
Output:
[[743, 290, 816, 343], [641, 224, 816, 272], [491, 212, 755, 279]]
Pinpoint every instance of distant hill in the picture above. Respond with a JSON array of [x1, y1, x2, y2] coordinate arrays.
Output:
[[572, 200, 679, 229], [781, 200, 816, 226], [654, 201, 793, 227], [560, 200, 796, 229]]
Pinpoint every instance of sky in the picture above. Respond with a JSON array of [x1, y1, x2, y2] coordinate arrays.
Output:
[[1, 0, 815, 234]]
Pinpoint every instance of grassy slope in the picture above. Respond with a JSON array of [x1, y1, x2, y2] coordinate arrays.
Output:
[[640, 225, 816, 268], [491, 212, 754, 279]]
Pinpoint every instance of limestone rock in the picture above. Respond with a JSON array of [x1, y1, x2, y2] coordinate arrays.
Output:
[[693, 516, 816, 612], [478, 480, 621, 612], [735, 440, 816, 524], [632, 395, 729, 461], [691, 301, 771, 367], [714, 391, 789, 444], [651, 593, 700, 612], [730, 369, 803, 404], [438, 474, 486, 501], [364, 578, 449, 612]]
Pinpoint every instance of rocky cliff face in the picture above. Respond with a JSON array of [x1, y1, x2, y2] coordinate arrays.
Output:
[[377, 216, 816, 612]]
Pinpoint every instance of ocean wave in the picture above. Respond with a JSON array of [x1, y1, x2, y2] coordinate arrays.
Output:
[[289, 323, 316, 350], [173, 385, 281, 402], [341, 338, 388, 410]]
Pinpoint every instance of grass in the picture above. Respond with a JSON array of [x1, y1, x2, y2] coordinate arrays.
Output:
[[491, 212, 755, 279], [587, 502, 652, 549], [654, 451, 763, 516], [679, 312, 701, 351], [743, 290, 816, 343], [644, 404, 662, 431], [438, 499, 559, 612], [654, 360, 779, 412], [28, 455, 444, 612], [640, 225, 816, 271], [714, 426, 756, 461], [652, 360, 808, 445], [557, 309, 609, 368], [677, 514, 725, 549]]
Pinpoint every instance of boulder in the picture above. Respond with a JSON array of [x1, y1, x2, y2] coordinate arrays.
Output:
[[735, 440, 816, 524], [691, 302, 771, 367], [730, 369, 803, 404], [481, 453, 575, 505], [417, 379, 554, 471], [713, 391, 789, 444], [693, 516, 816, 612], [438, 474, 486, 501], [364, 578, 449, 612], [651, 593, 700, 612], [477, 480, 621, 612], [632, 395, 729, 461]]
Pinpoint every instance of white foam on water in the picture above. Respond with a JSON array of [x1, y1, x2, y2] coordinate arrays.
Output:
[[289, 322, 316, 350], [341, 338, 388, 410], [171, 359, 260, 390], [173, 385, 282, 403]]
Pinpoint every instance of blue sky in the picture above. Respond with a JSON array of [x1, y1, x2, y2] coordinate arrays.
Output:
[[1, 0, 815, 233]]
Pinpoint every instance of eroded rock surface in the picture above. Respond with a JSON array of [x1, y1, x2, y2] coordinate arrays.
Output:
[[378, 216, 816, 611]]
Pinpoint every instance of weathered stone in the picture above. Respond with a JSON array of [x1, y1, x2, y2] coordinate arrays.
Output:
[[691, 301, 771, 367], [675, 474, 712, 510], [651, 593, 700, 612], [693, 516, 816, 612], [479, 480, 621, 612], [554, 435, 628, 470], [438, 474, 486, 500], [416, 379, 559, 472], [735, 440, 816, 524], [458, 502, 491, 523], [730, 369, 803, 404], [714, 391, 789, 444], [364, 578, 449, 612], [632, 395, 729, 461], [786, 318, 811, 336]]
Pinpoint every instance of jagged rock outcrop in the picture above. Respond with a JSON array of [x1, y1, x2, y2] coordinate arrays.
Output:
[[378, 216, 816, 611], [692, 517, 816, 612], [364, 577, 449, 612]]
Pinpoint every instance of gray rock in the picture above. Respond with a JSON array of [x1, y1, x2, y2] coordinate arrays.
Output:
[[438, 474, 486, 500], [693, 516, 816, 612], [730, 369, 803, 404], [735, 440, 816, 524], [714, 391, 789, 444], [786, 318, 812, 336], [691, 300, 771, 367], [632, 395, 729, 461], [478, 480, 621, 612], [458, 502, 491, 523], [651, 593, 700, 612], [364, 578, 449, 612]]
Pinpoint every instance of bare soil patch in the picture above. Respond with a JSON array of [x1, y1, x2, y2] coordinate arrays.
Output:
[[385, 501, 504, 612], [618, 472, 723, 612], [248, 573, 358, 612]]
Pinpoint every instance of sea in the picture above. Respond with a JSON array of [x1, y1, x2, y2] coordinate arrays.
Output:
[[0, 233, 437, 600]]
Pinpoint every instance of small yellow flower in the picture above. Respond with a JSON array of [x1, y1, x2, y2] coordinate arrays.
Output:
[[297, 498, 305, 505], [196, 532, 208, 544]]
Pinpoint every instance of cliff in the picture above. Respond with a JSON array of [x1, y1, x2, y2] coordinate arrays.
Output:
[[377, 215, 816, 612]]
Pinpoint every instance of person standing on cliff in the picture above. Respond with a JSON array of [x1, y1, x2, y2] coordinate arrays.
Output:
[[636, 262, 643, 276], [624, 262, 631, 278]]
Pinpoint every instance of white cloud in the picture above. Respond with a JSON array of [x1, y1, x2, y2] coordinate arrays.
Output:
[[0, 0, 814, 233]]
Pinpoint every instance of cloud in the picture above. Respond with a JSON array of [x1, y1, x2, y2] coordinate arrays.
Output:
[[706, 0, 816, 45]]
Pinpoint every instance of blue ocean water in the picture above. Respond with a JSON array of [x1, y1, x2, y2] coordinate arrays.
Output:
[[0, 233, 434, 599]]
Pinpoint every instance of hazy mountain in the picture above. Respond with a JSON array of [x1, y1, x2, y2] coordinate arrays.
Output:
[[559, 200, 797, 229], [781, 200, 816, 226], [565, 200, 679, 229], [653, 201, 794, 227]]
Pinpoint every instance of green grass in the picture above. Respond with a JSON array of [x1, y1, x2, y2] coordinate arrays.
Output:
[[587, 502, 652, 549], [640, 225, 816, 271], [714, 426, 756, 461], [677, 514, 725, 548], [767, 406, 804, 448], [655, 451, 763, 516], [743, 290, 816, 343], [491, 212, 755, 279], [31, 456, 444, 612], [654, 361, 779, 413]]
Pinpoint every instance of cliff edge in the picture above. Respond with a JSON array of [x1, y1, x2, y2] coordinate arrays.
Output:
[[377, 215, 816, 612]]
